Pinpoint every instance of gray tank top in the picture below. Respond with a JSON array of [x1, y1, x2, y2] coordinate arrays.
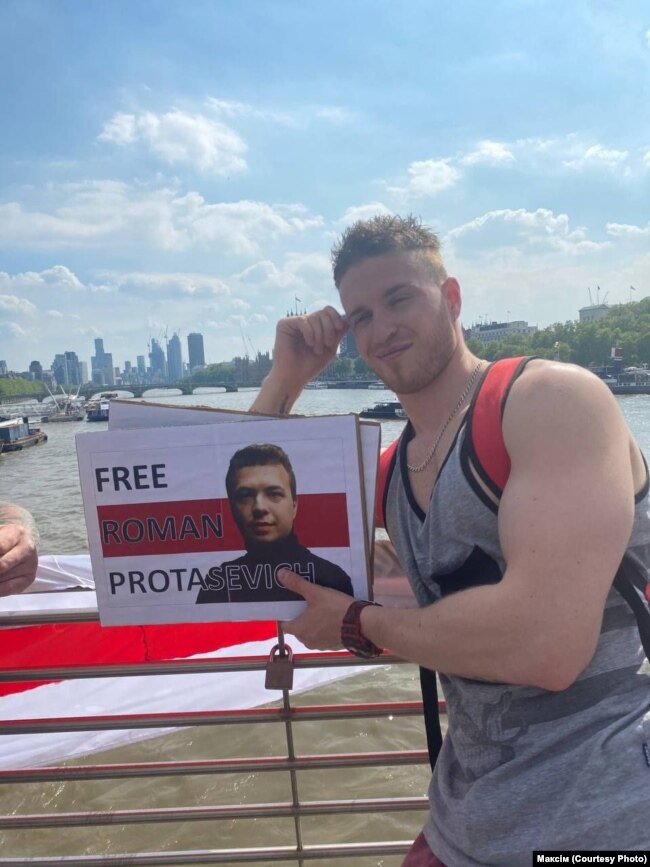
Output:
[[385, 373, 650, 865]]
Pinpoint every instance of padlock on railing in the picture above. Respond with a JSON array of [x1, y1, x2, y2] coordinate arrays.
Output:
[[264, 643, 294, 691]]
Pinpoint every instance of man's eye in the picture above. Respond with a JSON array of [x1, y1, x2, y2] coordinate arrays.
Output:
[[352, 312, 370, 329], [390, 295, 408, 307]]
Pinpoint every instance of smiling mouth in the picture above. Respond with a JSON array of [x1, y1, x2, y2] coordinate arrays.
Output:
[[376, 342, 412, 361]]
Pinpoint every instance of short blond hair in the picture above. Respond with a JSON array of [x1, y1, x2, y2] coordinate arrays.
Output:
[[331, 214, 447, 288]]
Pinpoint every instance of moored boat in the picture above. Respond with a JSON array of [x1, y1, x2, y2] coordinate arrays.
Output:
[[41, 384, 86, 422], [85, 399, 110, 422], [0, 416, 48, 451], [41, 403, 85, 423], [359, 400, 404, 419]]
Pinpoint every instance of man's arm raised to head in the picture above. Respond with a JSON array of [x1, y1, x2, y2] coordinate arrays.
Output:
[[250, 307, 348, 415], [281, 363, 637, 691]]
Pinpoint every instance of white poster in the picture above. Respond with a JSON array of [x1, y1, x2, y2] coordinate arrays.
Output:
[[76, 415, 370, 625], [108, 398, 381, 547]]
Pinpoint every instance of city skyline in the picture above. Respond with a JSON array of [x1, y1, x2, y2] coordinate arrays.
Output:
[[1, 2, 649, 370], [2, 293, 646, 382]]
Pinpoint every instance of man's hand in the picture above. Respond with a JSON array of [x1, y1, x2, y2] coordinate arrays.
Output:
[[0, 512, 39, 596], [278, 568, 353, 650], [251, 307, 349, 415]]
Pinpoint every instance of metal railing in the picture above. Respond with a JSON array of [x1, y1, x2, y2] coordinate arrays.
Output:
[[0, 609, 440, 866]]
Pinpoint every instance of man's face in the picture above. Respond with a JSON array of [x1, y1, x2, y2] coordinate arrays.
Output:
[[230, 463, 297, 546], [339, 251, 460, 395]]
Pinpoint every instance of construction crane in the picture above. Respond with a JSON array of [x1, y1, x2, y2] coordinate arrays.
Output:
[[239, 326, 250, 360]]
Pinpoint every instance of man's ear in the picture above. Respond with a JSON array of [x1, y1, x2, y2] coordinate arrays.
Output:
[[442, 277, 462, 321]]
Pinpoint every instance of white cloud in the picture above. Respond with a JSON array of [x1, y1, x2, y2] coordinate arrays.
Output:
[[460, 140, 515, 166], [0, 266, 85, 293], [209, 311, 268, 330], [313, 105, 358, 125], [41, 265, 85, 290], [407, 159, 460, 195], [564, 144, 628, 170], [45, 309, 80, 319], [206, 98, 358, 127], [206, 98, 259, 118], [230, 298, 251, 311], [98, 113, 136, 145], [336, 203, 392, 227], [206, 98, 292, 125], [606, 221, 650, 237], [0, 183, 322, 255], [103, 271, 232, 299], [643, 148, 650, 168], [446, 208, 609, 255], [389, 159, 461, 198], [645, 27, 650, 48], [236, 260, 288, 286], [99, 110, 247, 175], [235, 252, 330, 291], [8, 323, 28, 338], [0, 294, 37, 315]]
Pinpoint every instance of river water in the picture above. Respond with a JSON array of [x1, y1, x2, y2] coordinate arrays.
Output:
[[1, 388, 649, 864]]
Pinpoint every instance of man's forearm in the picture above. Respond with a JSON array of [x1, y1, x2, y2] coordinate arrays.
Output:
[[359, 572, 598, 691], [250, 371, 305, 416]]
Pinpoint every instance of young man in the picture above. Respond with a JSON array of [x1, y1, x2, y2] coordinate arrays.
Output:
[[0, 502, 39, 596], [250, 215, 650, 865], [196, 443, 353, 604]]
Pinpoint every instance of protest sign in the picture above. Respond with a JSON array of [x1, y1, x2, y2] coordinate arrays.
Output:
[[76, 415, 370, 625], [108, 398, 381, 547]]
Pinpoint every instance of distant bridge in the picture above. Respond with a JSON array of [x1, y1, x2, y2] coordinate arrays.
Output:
[[79, 381, 246, 399], [78, 378, 387, 400]]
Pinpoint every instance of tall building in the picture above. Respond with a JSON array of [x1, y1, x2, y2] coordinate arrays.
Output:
[[137, 355, 146, 375], [91, 338, 114, 386], [29, 360, 43, 380], [187, 332, 205, 370], [149, 339, 166, 380], [339, 330, 359, 359], [52, 351, 82, 386], [167, 333, 183, 381]]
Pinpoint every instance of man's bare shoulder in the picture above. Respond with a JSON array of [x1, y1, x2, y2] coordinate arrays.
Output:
[[501, 358, 631, 466], [505, 359, 619, 426], [511, 357, 614, 395]]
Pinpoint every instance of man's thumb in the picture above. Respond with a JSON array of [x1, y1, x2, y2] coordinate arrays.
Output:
[[277, 568, 309, 597]]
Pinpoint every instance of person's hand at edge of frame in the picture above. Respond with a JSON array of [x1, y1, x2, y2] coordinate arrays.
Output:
[[0, 509, 39, 596]]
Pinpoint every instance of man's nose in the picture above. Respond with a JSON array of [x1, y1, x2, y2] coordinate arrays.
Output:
[[252, 496, 269, 515], [371, 312, 399, 346]]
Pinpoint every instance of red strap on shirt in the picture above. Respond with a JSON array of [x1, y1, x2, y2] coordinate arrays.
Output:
[[373, 357, 529, 526], [469, 356, 526, 495], [375, 437, 400, 528]]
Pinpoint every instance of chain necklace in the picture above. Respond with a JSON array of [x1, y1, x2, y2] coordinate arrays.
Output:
[[406, 360, 484, 473]]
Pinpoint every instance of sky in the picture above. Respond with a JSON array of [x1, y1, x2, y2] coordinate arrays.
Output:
[[1, 0, 649, 372]]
